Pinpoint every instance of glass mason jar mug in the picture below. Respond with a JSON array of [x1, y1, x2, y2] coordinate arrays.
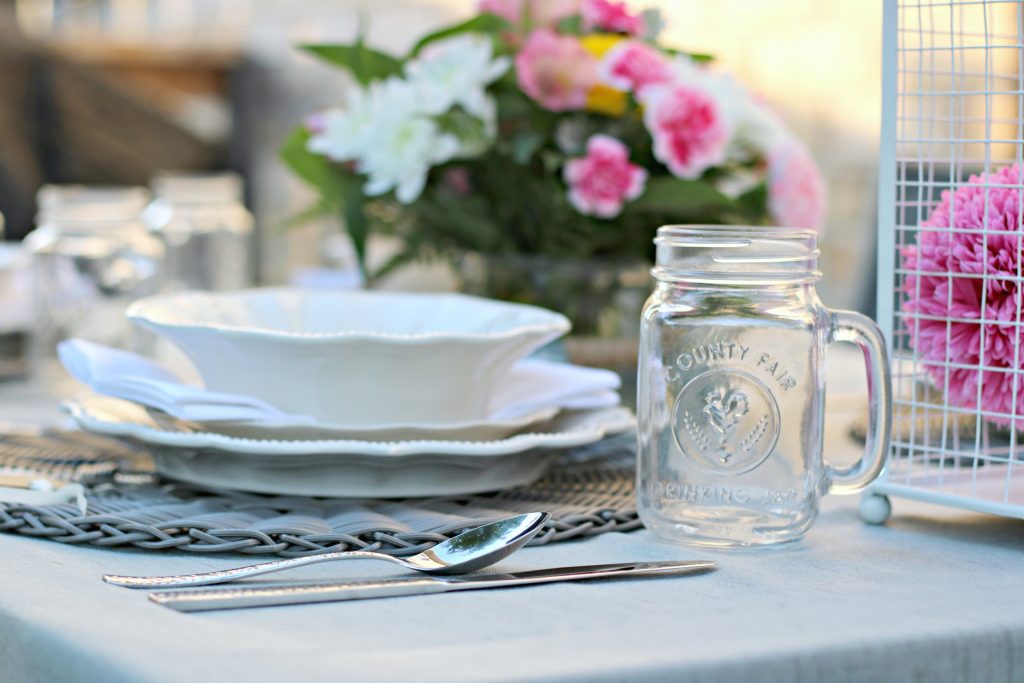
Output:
[[637, 226, 891, 547]]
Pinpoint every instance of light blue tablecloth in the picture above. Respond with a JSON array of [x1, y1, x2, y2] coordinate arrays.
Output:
[[2, 480, 1024, 683], [1, 369, 1023, 683]]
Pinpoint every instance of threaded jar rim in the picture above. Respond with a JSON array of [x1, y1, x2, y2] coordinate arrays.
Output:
[[653, 225, 821, 286]]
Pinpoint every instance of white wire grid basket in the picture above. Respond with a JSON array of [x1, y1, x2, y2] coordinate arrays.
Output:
[[863, 0, 1024, 523]]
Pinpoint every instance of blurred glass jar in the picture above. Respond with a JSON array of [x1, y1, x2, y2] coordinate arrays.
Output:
[[145, 172, 253, 292], [0, 231, 32, 379], [25, 185, 164, 353]]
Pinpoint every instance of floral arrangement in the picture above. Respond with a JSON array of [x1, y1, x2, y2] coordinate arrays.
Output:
[[283, 0, 826, 283], [902, 162, 1024, 427]]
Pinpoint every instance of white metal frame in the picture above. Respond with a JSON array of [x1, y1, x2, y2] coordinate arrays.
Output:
[[862, 0, 1024, 524]]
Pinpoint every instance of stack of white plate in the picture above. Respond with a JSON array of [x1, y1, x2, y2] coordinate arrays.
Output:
[[64, 289, 635, 498]]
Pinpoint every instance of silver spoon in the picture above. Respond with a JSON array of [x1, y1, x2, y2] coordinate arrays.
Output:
[[103, 512, 550, 589]]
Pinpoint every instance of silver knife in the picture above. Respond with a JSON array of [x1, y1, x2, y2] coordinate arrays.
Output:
[[149, 560, 717, 612]]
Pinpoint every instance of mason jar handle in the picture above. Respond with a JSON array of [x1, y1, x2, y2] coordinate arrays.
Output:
[[826, 310, 892, 494]]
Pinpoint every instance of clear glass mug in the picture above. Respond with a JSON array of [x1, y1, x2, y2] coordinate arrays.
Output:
[[637, 226, 891, 547]]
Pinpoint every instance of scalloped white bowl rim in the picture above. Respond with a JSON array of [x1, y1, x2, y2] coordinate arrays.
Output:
[[125, 288, 571, 344], [123, 289, 573, 425]]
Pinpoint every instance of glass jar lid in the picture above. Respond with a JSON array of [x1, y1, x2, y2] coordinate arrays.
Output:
[[36, 185, 150, 227], [151, 171, 244, 205], [653, 225, 821, 286], [146, 172, 251, 236]]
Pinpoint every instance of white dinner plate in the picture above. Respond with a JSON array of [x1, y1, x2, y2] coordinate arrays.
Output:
[[63, 395, 635, 497], [195, 408, 561, 442]]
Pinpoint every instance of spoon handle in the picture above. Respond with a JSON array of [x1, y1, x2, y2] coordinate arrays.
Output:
[[103, 550, 391, 589]]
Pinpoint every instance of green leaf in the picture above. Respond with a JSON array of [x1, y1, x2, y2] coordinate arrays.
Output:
[[629, 177, 734, 214], [556, 15, 583, 34], [280, 200, 333, 231], [281, 127, 373, 276], [511, 130, 545, 165], [280, 127, 352, 205], [410, 14, 511, 56], [302, 43, 402, 84], [342, 181, 370, 278], [370, 248, 421, 282], [735, 181, 769, 219], [436, 108, 491, 157], [661, 47, 715, 64]]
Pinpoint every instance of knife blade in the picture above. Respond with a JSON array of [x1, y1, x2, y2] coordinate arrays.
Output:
[[149, 560, 717, 612]]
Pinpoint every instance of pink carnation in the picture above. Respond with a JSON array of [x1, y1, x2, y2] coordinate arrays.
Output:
[[598, 40, 673, 97], [902, 163, 1024, 427], [563, 134, 647, 218], [581, 0, 645, 36], [640, 83, 729, 179], [478, 0, 580, 26], [767, 142, 827, 231], [515, 29, 597, 111]]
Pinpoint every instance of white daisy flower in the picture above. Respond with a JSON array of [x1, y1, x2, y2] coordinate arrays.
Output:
[[404, 33, 510, 117], [356, 79, 460, 203]]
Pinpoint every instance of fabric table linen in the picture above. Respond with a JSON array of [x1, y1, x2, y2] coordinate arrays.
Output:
[[1, 351, 1024, 683], [1, 494, 1023, 683]]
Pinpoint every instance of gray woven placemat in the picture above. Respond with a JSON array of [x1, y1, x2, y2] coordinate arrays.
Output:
[[0, 430, 640, 557]]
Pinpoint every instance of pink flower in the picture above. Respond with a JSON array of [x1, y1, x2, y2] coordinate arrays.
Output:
[[442, 167, 472, 195], [304, 111, 328, 134], [598, 40, 673, 96], [581, 0, 645, 36], [515, 29, 597, 111], [478, 0, 522, 22], [902, 163, 1024, 427], [478, 0, 580, 26], [532, 0, 581, 26], [563, 134, 647, 218], [640, 83, 729, 179], [767, 142, 827, 231]]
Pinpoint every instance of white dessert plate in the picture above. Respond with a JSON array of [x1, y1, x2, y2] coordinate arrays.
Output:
[[63, 395, 635, 497], [126, 289, 570, 426]]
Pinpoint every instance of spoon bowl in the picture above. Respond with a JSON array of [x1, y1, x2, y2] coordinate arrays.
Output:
[[104, 512, 550, 589]]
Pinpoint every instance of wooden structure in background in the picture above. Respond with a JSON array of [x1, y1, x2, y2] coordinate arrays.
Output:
[[0, 4, 246, 238], [41, 43, 240, 184]]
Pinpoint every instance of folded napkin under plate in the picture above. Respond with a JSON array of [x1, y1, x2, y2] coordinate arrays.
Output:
[[59, 340, 308, 424], [59, 339, 622, 441]]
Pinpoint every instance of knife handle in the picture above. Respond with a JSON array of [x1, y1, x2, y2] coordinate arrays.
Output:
[[150, 560, 718, 613], [151, 577, 454, 612]]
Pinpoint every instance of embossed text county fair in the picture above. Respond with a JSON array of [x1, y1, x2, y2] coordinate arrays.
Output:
[[664, 341, 798, 392]]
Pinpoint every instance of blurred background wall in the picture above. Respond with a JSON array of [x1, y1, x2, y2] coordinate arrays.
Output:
[[0, 0, 883, 310]]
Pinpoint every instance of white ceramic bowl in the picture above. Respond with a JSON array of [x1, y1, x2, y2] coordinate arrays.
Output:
[[126, 288, 570, 425]]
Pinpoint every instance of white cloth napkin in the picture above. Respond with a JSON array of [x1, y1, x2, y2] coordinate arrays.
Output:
[[58, 339, 622, 425], [58, 339, 316, 423], [487, 359, 621, 420]]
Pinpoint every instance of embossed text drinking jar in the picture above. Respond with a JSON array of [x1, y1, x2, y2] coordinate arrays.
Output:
[[637, 226, 891, 547]]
